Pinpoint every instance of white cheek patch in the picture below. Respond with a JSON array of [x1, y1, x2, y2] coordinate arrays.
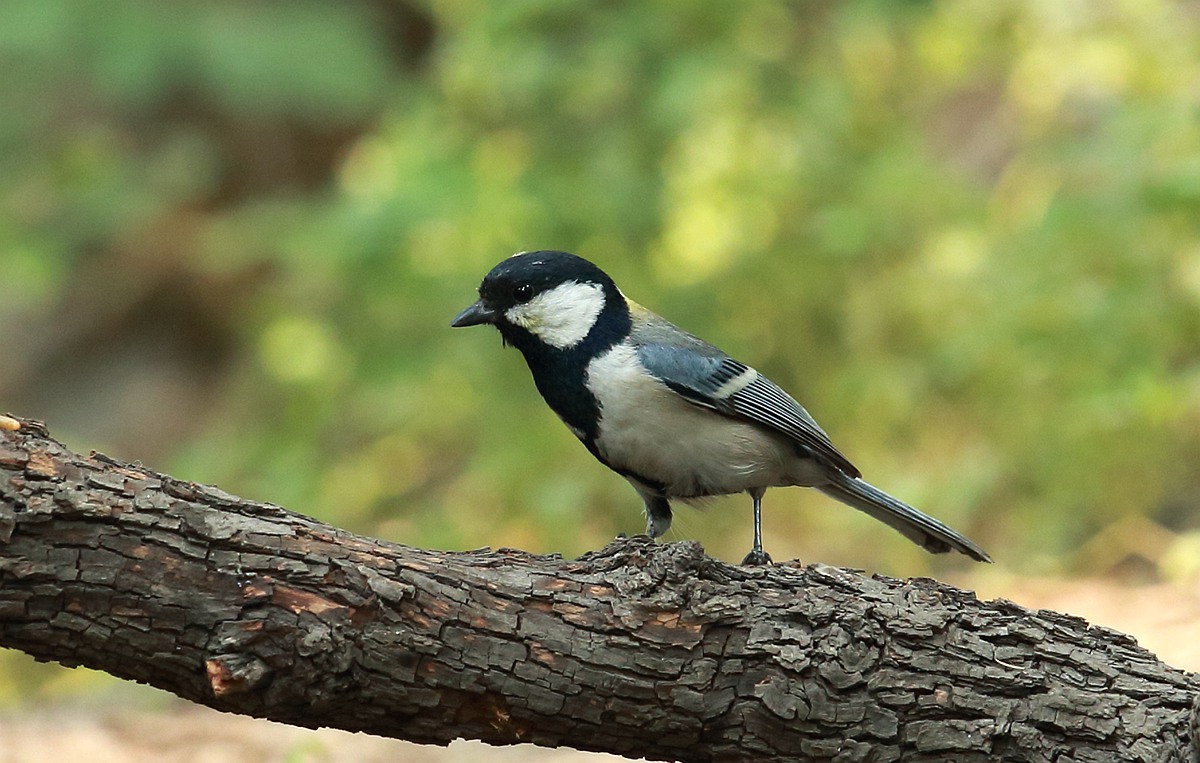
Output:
[[505, 281, 606, 348]]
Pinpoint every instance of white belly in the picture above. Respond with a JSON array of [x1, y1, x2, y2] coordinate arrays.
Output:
[[584, 345, 824, 497]]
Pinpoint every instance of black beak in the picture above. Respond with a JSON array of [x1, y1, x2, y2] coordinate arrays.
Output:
[[450, 300, 497, 328]]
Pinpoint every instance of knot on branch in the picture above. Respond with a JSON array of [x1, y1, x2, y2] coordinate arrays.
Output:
[[206, 653, 272, 697]]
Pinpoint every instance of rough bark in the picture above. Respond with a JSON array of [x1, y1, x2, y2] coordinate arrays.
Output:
[[0, 415, 1196, 763]]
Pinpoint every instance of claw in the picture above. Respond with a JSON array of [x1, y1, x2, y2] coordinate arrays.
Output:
[[741, 548, 773, 566]]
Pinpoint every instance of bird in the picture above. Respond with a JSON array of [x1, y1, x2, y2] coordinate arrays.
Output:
[[451, 250, 991, 565]]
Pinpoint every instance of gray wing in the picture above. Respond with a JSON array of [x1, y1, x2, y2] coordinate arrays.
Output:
[[629, 312, 861, 478]]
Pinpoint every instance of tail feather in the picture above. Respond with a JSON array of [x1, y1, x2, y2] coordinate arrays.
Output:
[[817, 473, 991, 563]]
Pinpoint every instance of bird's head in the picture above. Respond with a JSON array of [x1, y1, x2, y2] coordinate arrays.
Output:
[[451, 251, 629, 353]]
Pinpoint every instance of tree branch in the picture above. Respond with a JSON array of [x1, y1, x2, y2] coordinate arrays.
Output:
[[0, 415, 1196, 762]]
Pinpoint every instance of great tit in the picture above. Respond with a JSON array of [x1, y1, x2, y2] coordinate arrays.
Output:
[[452, 250, 990, 565]]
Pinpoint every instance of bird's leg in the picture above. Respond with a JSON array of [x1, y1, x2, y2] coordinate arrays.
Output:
[[741, 488, 772, 565], [640, 491, 673, 539]]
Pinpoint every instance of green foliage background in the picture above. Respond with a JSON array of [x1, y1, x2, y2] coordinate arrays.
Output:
[[2, 0, 1200, 708]]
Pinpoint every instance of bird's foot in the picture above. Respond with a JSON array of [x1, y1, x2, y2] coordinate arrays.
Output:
[[741, 548, 773, 566]]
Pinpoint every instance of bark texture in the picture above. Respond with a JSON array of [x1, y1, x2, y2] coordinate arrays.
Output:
[[0, 415, 1196, 762]]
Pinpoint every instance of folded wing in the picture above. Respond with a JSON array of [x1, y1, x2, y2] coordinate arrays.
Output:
[[630, 316, 860, 478]]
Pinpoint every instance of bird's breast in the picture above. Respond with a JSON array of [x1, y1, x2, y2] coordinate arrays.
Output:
[[584, 344, 810, 497]]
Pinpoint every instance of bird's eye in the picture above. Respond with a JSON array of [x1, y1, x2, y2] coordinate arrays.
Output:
[[514, 284, 534, 303]]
